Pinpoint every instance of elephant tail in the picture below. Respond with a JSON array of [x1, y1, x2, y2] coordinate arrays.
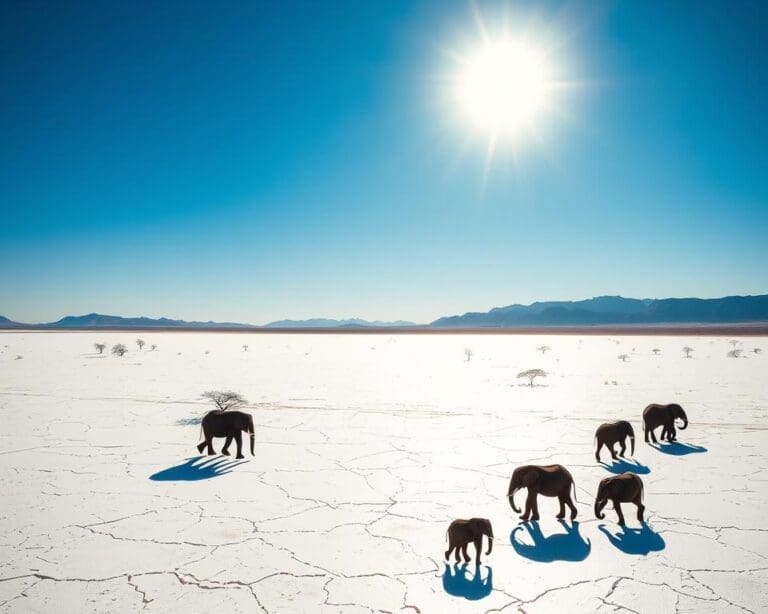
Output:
[[571, 477, 579, 504]]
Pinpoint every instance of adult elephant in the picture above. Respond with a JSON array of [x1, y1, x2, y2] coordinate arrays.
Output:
[[595, 420, 635, 462], [196, 410, 255, 459], [643, 403, 687, 444], [507, 464, 577, 521], [594, 472, 645, 526]]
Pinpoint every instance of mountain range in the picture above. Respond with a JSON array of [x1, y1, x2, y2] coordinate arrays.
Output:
[[430, 294, 768, 327], [1, 294, 767, 329]]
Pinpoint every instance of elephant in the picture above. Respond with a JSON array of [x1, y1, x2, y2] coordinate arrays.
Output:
[[444, 518, 494, 565], [508, 464, 577, 521], [594, 472, 645, 526], [643, 403, 687, 444], [196, 410, 255, 459], [595, 420, 635, 462]]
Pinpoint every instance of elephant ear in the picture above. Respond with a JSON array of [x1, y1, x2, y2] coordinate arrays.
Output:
[[522, 470, 540, 487]]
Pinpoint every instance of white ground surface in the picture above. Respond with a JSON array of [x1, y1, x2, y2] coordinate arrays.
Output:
[[0, 331, 766, 613]]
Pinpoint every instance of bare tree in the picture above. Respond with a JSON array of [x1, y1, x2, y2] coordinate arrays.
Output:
[[242, 345, 249, 352], [464, 348, 474, 362], [94, 343, 106, 354], [112, 344, 127, 357], [727, 349, 743, 358], [151, 344, 157, 351], [618, 354, 629, 362], [652, 348, 661, 355], [136, 339, 145, 350], [517, 369, 546, 387], [682, 346, 694, 358], [536, 345, 551, 354], [201, 390, 247, 412]]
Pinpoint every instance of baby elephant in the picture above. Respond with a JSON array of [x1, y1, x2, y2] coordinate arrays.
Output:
[[508, 464, 578, 521], [594, 472, 645, 526], [444, 518, 494, 565], [595, 420, 635, 462]]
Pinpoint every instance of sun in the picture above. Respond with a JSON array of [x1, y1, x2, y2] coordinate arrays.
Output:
[[454, 38, 553, 142]]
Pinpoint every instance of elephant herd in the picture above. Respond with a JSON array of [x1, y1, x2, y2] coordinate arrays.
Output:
[[192, 401, 690, 566], [443, 402, 689, 565]]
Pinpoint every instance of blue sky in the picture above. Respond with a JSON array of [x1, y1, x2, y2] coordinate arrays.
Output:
[[2, 0, 767, 324]]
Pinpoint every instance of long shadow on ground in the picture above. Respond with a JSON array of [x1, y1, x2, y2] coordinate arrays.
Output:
[[600, 458, 651, 475], [442, 563, 493, 600], [598, 523, 666, 555], [149, 456, 247, 481], [650, 442, 708, 456], [510, 520, 591, 562]]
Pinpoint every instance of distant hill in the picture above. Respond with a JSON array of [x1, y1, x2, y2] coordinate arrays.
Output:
[[264, 318, 416, 328], [0, 313, 258, 329], [431, 294, 768, 327], [0, 315, 24, 328]]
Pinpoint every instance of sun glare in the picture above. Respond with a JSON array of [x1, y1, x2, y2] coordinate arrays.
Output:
[[454, 39, 552, 141]]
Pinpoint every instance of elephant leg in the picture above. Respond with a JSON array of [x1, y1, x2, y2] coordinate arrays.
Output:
[[556, 495, 566, 519], [455, 544, 462, 562], [619, 440, 627, 456], [445, 539, 454, 561], [196, 440, 207, 454], [520, 491, 533, 521], [461, 544, 470, 563], [667, 424, 676, 442], [221, 436, 233, 455], [530, 493, 540, 521], [566, 493, 578, 520], [633, 494, 645, 522], [234, 431, 244, 459], [614, 499, 626, 526], [206, 436, 215, 455], [595, 441, 603, 462], [474, 537, 482, 565], [609, 443, 618, 460], [650, 426, 658, 444], [644, 424, 649, 443]]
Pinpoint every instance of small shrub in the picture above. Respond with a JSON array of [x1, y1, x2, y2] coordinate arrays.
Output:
[[464, 348, 474, 362], [618, 354, 629, 362], [112, 344, 127, 357], [201, 390, 247, 412], [682, 346, 694, 358], [94, 343, 107, 354], [136, 339, 145, 350]]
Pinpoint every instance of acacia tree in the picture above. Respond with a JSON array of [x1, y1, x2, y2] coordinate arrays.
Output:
[[618, 354, 629, 362], [94, 343, 106, 354], [652, 348, 661, 355], [537, 345, 551, 354], [201, 390, 247, 412], [136, 339, 145, 350], [729, 339, 740, 348], [682, 346, 694, 358], [517, 369, 546, 387], [112, 344, 127, 357], [464, 348, 474, 362], [242, 345, 249, 352]]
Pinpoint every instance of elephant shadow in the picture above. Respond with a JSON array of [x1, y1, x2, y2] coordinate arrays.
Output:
[[598, 523, 665, 555], [651, 442, 707, 456], [149, 456, 247, 481], [441, 563, 493, 601], [600, 459, 650, 475], [510, 520, 591, 562]]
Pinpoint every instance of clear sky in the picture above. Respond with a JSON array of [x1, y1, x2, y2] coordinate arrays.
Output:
[[2, 0, 767, 325]]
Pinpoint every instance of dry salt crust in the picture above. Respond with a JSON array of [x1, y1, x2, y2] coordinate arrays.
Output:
[[0, 331, 766, 613]]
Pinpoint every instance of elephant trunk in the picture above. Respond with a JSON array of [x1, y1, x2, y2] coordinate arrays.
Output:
[[678, 415, 688, 430], [630, 436, 635, 456], [248, 415, 255, 456], [486, 535, 493, 556], [595, 498, 606, 519], [508, 479, 521, 513]]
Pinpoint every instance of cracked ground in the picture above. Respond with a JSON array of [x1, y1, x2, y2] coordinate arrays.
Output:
[[0, 332, 766, 613]]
